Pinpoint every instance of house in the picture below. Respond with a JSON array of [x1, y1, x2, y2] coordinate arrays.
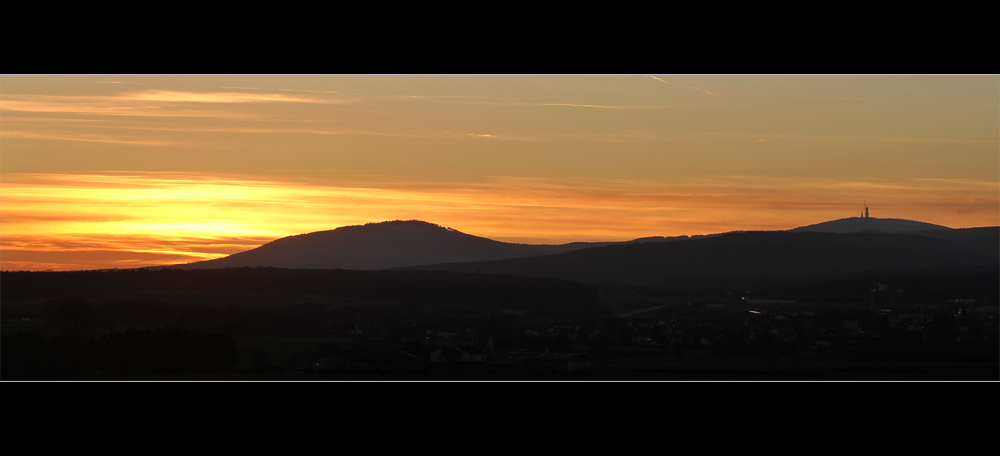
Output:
[[429, 346, 487, 363], [312, 353, 373, 372], [487, 351, 590, 373], [312, 350, 429, 373]]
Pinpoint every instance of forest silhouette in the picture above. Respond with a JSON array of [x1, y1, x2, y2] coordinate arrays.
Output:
[[3, 218, 997, 380]]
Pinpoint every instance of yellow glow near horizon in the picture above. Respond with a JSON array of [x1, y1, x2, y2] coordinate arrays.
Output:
[[2, 172, 996, 271], [2, 75, 997, 271]]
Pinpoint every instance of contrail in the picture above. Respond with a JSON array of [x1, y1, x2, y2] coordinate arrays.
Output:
[[645, 75, 671, 85], [647, 75, 719, 95]]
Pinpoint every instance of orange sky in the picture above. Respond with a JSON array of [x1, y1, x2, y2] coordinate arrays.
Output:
[[2, 75, 997, 271]]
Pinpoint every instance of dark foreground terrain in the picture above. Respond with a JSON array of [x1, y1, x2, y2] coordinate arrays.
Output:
[[3, 266, 997, 381]]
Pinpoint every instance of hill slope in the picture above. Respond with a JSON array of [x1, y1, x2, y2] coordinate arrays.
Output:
[[175, 219, 997, 281], [177, 220, 620, 270], [401, 230, 1000, 288], [790, 217, 951, 233]]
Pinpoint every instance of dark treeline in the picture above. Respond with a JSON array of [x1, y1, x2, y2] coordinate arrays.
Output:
[[32, 297, 387, 338], [88, 328, 238, 376], [2, 326, 238, 379], [770, 264, 1000, 304], [3, 265, 996, 380], [546, 264, 998, 308], [401, 230, 999, 287], [2, 268, 599, 311]]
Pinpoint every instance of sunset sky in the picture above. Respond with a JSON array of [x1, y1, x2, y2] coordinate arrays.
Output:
[[2, 74, 997, 271]]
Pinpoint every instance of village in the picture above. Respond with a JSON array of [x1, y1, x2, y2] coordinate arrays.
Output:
[[288, 297, 998, 380], [3, 268, 996, 380]]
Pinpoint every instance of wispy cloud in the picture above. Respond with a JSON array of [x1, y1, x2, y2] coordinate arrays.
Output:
[[0, 129, 178, 146], [221, 86, 339, 95], [645, 75, 721, 96], [1, 95, 256, 118], [276, 88, 339, 94], [3, 172, 996, 270], [0, 89, 340, 119], [396, 94, 671, 110], [1, 115, 503, 143], [536, 103, 629, 109], [646, 75, 671, 85], [119, 90, 329, 104], [89, 80, 146, 85]]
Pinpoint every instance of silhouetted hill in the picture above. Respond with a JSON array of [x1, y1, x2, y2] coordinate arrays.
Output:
[[401, 230, 1000, 288], [172, 219, 997, 280], [790, 217, 951, 233], [910, 226, 998, 242], [1, 268, 599, 312], [176, 220, 621, 270]]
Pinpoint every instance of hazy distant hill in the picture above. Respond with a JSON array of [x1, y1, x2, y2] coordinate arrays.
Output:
[[1, 267, 599, 312], [177, 220, 622, 270], [908, 226, 999, 242], [790, 217, 951, 233], [402, 230, 1000, 288], [174, 219, 997, 283]]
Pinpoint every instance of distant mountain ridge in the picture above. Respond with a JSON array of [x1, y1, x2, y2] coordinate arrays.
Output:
[[402, 229, 1000, 287], [174, 218, 997, 279], [790, 217, 951, 233], [177, 220, 626, 271]]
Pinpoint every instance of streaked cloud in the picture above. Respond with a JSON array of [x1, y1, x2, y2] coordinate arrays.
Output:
[[2, 95, 255, 118], [90, 80, 146, 85], [118, 90, 328, 104], [646, 75, 671, 85], [0, 89, 339, 119], [220, 86, 339, 95], [3, 172, 995, 270], [536, 103, 631, 109], [1, 129, 178, 147], [2, 75, 996, 271]]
